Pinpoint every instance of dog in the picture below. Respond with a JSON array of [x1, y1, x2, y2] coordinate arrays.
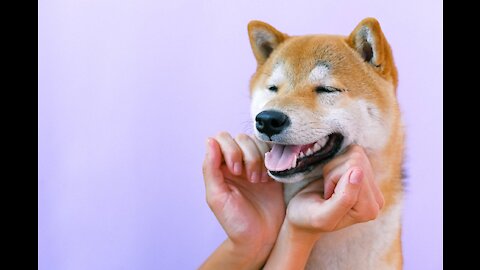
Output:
[[247, 18, 404, 269]]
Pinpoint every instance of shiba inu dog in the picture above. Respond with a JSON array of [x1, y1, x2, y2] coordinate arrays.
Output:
[[247, 18, 404, 269]]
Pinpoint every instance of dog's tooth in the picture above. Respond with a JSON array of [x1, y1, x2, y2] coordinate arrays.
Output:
[[306, 148, 313, 156], [313, 143, 321, 152], [299, 152, 305, 158], [318, 137, 327, 147], [292, 155, 297, 168]]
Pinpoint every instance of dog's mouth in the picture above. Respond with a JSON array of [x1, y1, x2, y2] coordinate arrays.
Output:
[[265, 133, 344, 178]]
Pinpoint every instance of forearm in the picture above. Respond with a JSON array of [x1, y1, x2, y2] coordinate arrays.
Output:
[[263, 222, 321, 270], [199, 238, 270, 270]]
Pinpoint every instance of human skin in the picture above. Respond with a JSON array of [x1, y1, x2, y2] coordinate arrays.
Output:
[[264, 145, 385, 269], [200, 134, 384, 270], [199, 132, 285, 270]]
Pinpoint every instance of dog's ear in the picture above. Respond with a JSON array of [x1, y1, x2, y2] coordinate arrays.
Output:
[[248, 20, 288, 65], [347, 18, 398, 87]]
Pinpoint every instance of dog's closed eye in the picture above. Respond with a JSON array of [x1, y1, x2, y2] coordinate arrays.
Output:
[[315, 86, 343, 93], [268, 85, 278, 92]]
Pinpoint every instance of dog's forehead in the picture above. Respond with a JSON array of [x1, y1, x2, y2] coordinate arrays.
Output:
[[268, 35, 351, 82], [267, 62, 286, 85], [308, 62, 331, 83], [268, 61, 330, 82]]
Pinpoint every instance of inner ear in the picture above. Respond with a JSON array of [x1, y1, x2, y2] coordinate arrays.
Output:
[[254, 30, 275, 59], [260, 42, 274, 58], [347, 18, 389, 68], [359, 39, 373, 62], [248, 21, 287, 65], [356, 27, 375, 63], [347, 17, 398, 88]]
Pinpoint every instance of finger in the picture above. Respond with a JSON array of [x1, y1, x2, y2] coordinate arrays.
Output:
[[315, 168, 362, 225], [355, 150, 384, 210], [202, 138, 229, 196], [323, 164, 345, 200], [215, 132, 243, 176], [251, 137, 272, 182], [350, 169, 379, 219], [337, 169, 381, 228], [252, 136, 271, 155], [235, 134, 264, 183], [322, 144, 368, 199], [349, 154, 384, 211]]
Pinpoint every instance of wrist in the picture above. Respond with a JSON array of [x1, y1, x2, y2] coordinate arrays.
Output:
[[225, 238, 273, 269], [282, 220, 322, 249], [262, 221, 322, 270]]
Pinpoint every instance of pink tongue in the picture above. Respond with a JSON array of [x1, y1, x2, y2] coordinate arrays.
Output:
[[265, 144, 302, 171]]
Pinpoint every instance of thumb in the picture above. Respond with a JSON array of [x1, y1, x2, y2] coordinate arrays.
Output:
[[318, 168, 363, 223]]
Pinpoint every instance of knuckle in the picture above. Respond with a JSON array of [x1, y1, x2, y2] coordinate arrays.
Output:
[[349, 144, 364, 153], [235, 133, 250, 142], [205, 196, 215, 209], [246, 157, 262, 168], [364, 207, 379, 221], [256, 137, 269, 148], [217, 131, 231, 140], [346, 159, 360, 169], [205, 194, 222, 211], [349, 151, 363, 161], [230, 149, 242, 162]]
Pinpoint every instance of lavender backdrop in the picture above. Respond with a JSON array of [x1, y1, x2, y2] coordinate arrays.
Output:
[[39, 0, 443, 269]]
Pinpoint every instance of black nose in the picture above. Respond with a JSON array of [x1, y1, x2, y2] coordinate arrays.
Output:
[[255, 110, 290, 137]]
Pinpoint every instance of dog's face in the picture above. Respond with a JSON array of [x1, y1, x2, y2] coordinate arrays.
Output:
[[248, 18, 398, 183]]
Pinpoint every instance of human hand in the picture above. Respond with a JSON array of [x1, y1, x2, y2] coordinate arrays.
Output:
[[202, 132, 285, 267], [286, 145, 384, 240], [263, 145, 385, 270]]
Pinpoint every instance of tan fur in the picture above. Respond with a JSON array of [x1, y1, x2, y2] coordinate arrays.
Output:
[[347, 18, 398, 89], [247, 18, 404, 269], [384, 228, 403, 268]]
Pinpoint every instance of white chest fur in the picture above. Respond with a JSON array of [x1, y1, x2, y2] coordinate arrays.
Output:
[[283, 183, 402, 270]]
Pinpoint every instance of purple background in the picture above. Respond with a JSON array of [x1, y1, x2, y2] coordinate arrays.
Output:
[[39, 0, 443, 269]]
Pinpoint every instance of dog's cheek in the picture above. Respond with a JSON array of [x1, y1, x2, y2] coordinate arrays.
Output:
[[347, 100, 390, 150]]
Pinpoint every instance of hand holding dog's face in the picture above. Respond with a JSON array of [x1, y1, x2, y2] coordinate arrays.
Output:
[[202, 133, 285, 263], [286, 145, 384, 237]]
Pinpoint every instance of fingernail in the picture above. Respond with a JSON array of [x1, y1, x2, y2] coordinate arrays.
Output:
[[233, 162, 242, 175], [349, 169, 362, 184], [251, 171, 259, 183]]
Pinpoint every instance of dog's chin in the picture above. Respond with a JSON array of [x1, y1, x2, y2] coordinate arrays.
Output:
[[268, 170, 316, 184], [265, 133, 345, 184]]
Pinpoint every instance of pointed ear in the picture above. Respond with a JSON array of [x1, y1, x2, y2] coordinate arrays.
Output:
[[347, 18, 398, 87], [247, 20, 288, 65]]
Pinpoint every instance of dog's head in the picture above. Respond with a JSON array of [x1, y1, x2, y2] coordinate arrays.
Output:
[[247, 18, 399, 183]]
